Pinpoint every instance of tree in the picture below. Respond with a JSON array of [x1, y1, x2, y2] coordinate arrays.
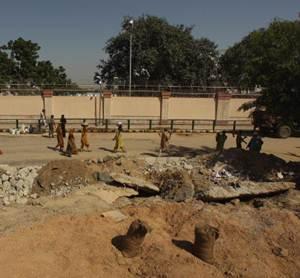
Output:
[[220, 19, 300, 119], [97, 15, 219, 85], [0, 50, 15, 83], [0, 37, 73, 87]]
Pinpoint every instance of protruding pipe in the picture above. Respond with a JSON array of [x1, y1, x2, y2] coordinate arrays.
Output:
[[120, 219, 149, 258], [193, 224, 219, 264]]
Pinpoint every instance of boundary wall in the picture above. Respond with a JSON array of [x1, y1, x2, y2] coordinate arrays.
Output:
[[0, 90, 254, 122]]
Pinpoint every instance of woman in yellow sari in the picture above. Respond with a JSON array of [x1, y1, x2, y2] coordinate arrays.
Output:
[[113, 122, 126, 152]]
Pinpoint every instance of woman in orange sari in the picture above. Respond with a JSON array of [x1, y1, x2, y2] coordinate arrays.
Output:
[[55, 123, 64, 152], [66, 128, 78, 157], [80, 120, 90, 152]]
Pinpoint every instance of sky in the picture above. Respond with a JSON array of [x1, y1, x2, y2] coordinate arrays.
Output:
[[0, 0, 299, 84]]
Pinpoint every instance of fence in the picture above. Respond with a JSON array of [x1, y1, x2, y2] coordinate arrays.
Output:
[[0, 118, 253, 133]]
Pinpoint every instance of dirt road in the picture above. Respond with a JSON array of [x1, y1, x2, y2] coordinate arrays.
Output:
[[0, 132, 299, 165]]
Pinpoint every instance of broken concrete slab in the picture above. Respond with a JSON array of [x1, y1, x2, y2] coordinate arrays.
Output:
[[74, 184, 138, 204], [88, 185, 138, 204], [93, 172, 114, 183], [101, 210, 128, 222], [198, 181, 295, 202], [110, 173, 160, 194]]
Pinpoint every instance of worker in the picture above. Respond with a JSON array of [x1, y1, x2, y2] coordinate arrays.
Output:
[[113, 122, 126, 153], [216, 131, 227, 153], [235, 130, 247, 149], [48, 115, 55, 138], [66, 128, 78, 157], [60, 115, 67, 138], [247, 132, 264, 153], [158, 128, 172, 154], [80, 120, 90, 152], [55, 123, 64, 152]]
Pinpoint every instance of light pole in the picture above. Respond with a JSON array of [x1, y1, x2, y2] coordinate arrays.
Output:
[[128, 19, 134, 96]]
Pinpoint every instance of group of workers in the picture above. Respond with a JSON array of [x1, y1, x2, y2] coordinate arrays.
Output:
[[216, 130, 264, 154], [41, 111, 263, 157], [48, 117, 172, 157]]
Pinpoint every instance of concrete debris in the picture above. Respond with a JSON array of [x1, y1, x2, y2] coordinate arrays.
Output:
[[101, 209, 128, 222], [81, 184, 138, 204], [110, 173, 160, 194], [198, 181, 295, 202], [0, 164, 41, 206], [144, 157, 194, 173]]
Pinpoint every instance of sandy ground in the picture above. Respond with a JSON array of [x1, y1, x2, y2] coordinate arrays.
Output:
[[0, 198, 299, 278], [0, 132, 299, 278], [0, 132, 299, 166]]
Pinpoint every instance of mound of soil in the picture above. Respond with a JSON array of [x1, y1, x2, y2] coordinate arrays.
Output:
[[33, 160, 96, 194], [203, 148, 288, 181], [0, 201, 299, 277]]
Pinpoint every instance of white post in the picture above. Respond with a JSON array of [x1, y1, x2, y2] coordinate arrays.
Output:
[[129, 33, 132, 96]]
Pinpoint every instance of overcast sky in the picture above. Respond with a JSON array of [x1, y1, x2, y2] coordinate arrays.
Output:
[[0, 0, 299, 84]]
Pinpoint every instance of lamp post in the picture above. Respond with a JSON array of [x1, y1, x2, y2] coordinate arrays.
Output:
[[128, 19, 134, 96]]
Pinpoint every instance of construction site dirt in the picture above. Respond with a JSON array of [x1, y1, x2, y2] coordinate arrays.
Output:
[[0, 133, 299, 277]]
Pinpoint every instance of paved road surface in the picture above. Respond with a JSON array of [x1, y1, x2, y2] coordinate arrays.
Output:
[[0, 132, 299, 166]]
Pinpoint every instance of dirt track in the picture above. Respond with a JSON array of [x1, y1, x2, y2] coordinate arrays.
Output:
[[0, 132, 299, 165]]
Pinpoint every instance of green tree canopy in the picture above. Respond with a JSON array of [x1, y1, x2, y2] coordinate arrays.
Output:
[[0, 37, 73, 87], [220, 19, 300, 119], [98, 15, 219, 85]]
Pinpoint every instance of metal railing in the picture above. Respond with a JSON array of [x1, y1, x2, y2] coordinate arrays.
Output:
[[0, 84, 261, 97], [0, 118, 253, 133]]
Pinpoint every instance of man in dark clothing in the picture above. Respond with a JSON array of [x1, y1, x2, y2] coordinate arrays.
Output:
[[235, 131, 247, 149], [48, 115, 55, 138], [216, 131, 227, 153], [60, 115, 67, 138], [247, 133, 264, 153]]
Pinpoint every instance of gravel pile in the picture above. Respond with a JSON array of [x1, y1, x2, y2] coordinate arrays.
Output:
[[143, 157, 194, 174], [0, 165, 41, 206]]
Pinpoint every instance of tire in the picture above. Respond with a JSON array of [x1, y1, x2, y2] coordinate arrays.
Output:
[[276, 125, 292, 138]]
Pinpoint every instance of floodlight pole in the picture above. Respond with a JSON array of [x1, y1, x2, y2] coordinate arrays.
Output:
[[129, 20, 134, 96]]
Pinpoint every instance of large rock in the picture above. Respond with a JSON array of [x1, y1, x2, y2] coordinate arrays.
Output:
[[163, 181, 194, 202], [110, 173, 160, 194], [198, 181, 295, 202]]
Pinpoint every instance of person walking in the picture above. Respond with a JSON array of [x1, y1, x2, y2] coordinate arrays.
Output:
[[216, 131, 227, 153], [113, 122, 126, 153], [60, 115, 67, 138], [235, 130, 247, 149], [158, 128, 172, 154], [55, 123, 64, 152], [65, 129, 78, 157], [80, 120, 90, 152], [48, 115, 55, 138]]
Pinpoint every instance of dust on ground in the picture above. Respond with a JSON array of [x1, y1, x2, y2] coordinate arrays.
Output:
[[0, 134, 300, 278], [0, 200, 299, 278]]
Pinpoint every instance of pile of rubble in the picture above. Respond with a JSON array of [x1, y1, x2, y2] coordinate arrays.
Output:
[[1, 149, 298, 206], [32, 160, 95, 196], [0, 165, 41, 206]]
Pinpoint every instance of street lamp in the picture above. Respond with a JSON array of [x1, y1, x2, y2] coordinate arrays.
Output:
[[128, 19, 134, 96]]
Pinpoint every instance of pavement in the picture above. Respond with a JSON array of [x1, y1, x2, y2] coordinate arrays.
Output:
[[0, 132, 299, 166]]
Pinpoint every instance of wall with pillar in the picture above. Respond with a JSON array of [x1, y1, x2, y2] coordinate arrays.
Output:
[[0, 90, 254, 121]]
